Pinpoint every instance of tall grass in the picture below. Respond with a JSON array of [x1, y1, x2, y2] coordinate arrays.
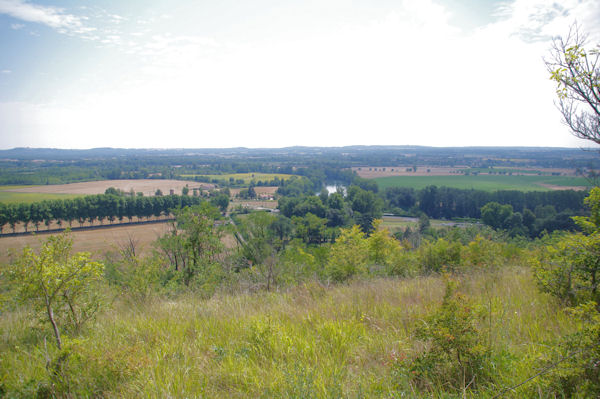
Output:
[[0, 266, 572, 398]]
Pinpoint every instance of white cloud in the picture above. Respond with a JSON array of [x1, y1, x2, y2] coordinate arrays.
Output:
[[10, 22, 24, 29], [0, 69, 11, 74], [494, 0, 600, 41], [0, 0, 98, 36]]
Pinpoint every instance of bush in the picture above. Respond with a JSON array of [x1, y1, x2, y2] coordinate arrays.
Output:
[[534, 302, 600, 397], [325, 225, 369, 282], [396, 278, 493, 393], [418, 238, 463, 273]]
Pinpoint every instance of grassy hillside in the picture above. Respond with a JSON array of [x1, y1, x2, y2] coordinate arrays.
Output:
[[0, 267, 573, 398], [374, 174, 590, 192]]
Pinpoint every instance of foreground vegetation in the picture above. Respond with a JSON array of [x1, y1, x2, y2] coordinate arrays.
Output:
[[0, 265, 576, 398], [1, 199, 599, 397]]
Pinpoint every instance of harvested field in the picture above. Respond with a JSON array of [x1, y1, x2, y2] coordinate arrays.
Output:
[[3, 179, 214, 197], [0, 222, 171, 264]]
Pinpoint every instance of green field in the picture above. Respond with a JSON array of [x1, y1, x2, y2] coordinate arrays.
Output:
[[0, 186, 81, 204], [180, 172, 294, 184], [374, 175, 591, 192]]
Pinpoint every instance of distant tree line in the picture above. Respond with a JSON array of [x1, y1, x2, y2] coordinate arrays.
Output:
[[0, 194, 204, 234], [383, 186, 587, 219]]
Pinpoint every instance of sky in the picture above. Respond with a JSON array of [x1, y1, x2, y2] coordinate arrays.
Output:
[[0, 0, 599, 149]]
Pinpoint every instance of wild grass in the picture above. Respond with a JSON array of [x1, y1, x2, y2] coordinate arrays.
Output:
[[0, 266, 573, 398]]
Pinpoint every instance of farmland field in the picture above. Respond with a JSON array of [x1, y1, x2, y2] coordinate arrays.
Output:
[[180, 172, 293, 183], [0, 179, 214, 199], [374, 174, 591, 192], [0, 187, 81, 204]]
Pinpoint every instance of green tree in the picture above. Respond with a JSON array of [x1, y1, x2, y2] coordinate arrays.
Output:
[[30, 202, 44, 232], [247, 184, 257, 199], [6, 204, 18, 232], [326, 225, 369, 282], [480, 202, 513, 230], [0, 202, 7, 234], [17, 202, 30, 232], [367, 219, 403, 268], [234, 212, 280, 290], [546, 25, 600, 145], [40, 201, 53, 230], [210, 192, 230, 214], [159, 203, 224, 285], [4, 232, 104, 349], [292, 213, 327, 244], [418, 213, 430, 234], [534, 187, 600, 306], [50, 199, 66, 229], [347, 185, 383, 232]]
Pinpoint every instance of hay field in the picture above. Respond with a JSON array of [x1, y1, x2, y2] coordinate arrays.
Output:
[[2, 179, 214, 197]]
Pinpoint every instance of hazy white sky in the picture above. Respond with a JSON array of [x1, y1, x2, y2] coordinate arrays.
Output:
[[0, 0, 599, 149]]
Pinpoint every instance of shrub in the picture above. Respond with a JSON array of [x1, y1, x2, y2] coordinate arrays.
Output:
[[534, 302, 600, 397], [325, 225, 369, 282], [3, 232, 104, 346], [397, 279, 492, 393], [418, 238, 463, 273]]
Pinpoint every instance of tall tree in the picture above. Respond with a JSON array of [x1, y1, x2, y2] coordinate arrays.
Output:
[[546, 25, 600, 145]]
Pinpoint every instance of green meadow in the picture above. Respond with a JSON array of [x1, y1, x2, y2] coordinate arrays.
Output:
[[0, 186, 81, 204], [374, 174, 591, 192]]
